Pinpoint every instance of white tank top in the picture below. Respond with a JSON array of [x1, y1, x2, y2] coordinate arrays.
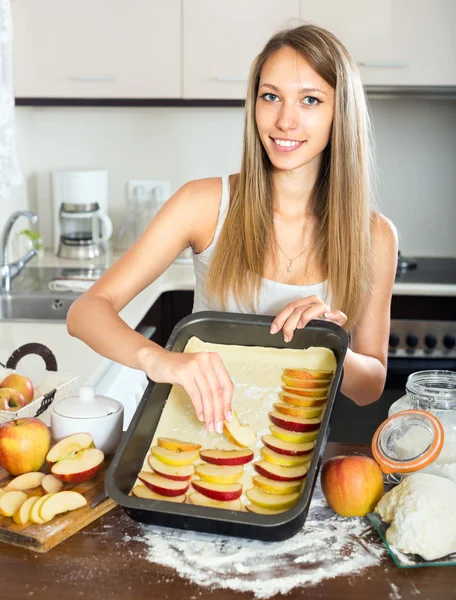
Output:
[[192, 175, 329, 316]]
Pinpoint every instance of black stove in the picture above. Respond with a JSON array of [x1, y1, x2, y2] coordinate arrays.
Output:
[[395, 254, 456, 285]]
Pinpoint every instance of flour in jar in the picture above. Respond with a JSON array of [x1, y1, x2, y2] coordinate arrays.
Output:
[[132, 484, 386, 599]]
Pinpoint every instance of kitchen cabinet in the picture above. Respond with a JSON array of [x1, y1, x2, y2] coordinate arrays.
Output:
[[300, 0, 456, 86], [12, 0, 181, 98], [182, 0, 300, 99]]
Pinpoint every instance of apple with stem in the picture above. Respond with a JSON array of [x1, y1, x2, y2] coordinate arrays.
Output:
[[0, 373, 34, 405], [0, 417, 51, 475]]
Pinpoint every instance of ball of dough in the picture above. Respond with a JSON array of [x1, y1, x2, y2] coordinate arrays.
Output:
[[375, 473, 456, 561]]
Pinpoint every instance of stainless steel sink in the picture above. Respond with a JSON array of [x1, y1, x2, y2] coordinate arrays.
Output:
[[0, 266, 103, 322]]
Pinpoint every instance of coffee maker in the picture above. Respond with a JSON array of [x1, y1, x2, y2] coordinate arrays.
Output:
[[52, 169, 113, 260]]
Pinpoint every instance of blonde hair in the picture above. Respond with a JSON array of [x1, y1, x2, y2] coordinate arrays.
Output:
[[205, 24, 375, 330]]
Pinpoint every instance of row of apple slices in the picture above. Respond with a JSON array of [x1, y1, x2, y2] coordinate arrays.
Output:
[[0, 489, 87, 524]]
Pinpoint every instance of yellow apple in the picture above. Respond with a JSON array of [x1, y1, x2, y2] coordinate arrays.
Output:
[[0, 373, 34, 405], [0, 417, 51, 475]]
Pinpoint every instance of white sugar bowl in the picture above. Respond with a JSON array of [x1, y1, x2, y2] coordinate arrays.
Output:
[[50, 385, 124, 455]]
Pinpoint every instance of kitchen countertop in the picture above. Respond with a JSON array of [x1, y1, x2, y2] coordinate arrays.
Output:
[[0, 441, 451, 600]]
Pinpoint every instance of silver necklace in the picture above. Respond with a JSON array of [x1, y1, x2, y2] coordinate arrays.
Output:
[[276, 239, 310, 273]]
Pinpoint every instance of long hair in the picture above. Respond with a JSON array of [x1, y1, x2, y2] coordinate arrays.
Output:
[[204, 24, 374, 330]]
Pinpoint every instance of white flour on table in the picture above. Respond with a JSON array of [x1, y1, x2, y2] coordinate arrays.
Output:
[[130, 484, 386, 598]]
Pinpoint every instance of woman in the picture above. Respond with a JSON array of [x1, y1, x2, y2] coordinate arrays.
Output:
[[67, 24, 397, 434]]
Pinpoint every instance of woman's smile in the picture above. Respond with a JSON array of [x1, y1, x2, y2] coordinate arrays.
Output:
[[270, 137, 306, 152]]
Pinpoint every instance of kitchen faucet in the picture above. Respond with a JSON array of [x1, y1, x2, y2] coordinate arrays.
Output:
[[1, 210, 38, 293]]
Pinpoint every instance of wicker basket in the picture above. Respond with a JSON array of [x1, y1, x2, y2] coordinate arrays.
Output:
[[0, 343, 79, 425]]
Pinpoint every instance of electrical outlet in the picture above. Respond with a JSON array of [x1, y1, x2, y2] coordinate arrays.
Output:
[[127, 180, 171, 206]]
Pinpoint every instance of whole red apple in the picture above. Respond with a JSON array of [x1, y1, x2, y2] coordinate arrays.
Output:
[[0, 417, 51, 475], [320, 455, 384, 517], [0, 388, 26, 411], [0, 373, 34, 405]]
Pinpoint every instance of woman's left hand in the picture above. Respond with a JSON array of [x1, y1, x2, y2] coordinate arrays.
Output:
[[270, 295, 347, 342]]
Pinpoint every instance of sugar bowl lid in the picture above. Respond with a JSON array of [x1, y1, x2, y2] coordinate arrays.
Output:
[[372, 409, 445, 475], [53, 385, 122, 419]]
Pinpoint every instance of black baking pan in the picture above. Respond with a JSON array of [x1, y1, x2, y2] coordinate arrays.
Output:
[[106, 311, 349, 541]]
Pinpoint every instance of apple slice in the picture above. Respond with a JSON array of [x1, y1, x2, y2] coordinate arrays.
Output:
[[189, 492, 242, 511], [157, 438, 202, 453], [195, 463, 243, 484], [262, 434, 315, 456], [254, 460, 309, 482], [282, 377, 329, 398], [223, 411, 256, 447], [0, 490, 27, 517], [151, 445, 199, 466], [253, 475, 302, 495], [273, 402, 323, 420], [138, 471, 189, 497], [5, 472, 45, 491], [283, 368, 333, 381], [132, 485, 187, 503], [41, 474, 64, 494], [148, 455, 195, 481], [46, 432, 94, 463], [269, 411, 321, 433], [261, 446, 312, 467], [246, 487, 300, 510], [199, 448, 254, 466], [29, 494, 53, 524], [191, 480, 242, 501], [13, 495, 39, 525], [39, 491, 87, 522], [270, 424, 319, 444], [51, 448, 104, 484], [280, 392, 328, 407], [245, 503, 285, 515]]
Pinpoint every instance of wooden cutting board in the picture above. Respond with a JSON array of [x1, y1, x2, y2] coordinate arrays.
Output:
[[0, 458, 116, 553]]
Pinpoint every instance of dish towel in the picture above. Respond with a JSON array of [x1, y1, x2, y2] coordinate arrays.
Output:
[[48, 279, 94, 293], [0, 0, 22, 199]]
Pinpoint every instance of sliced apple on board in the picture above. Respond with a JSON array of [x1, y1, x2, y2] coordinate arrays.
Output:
[[41, 474, 64, 494], [29, 494, 53, 524], [13, 495, 39, 525], [254, 460, 309, 482], [283, 368, 333, 381], [195, 463, 244, 485], [51, 448, 104, 484], [5, 471, 45, 491], [132, 485, 187, 503], [191, 480, 243, 501], [157, 438, 202, 453], [281, 385, 329, 398], [151, 445, 199, 466], [269, 411, 321, 433], [246, 487, 300, 511], [46, 432, 94, 463], [269, 424, 319, 444], [261, 446, 312, 468], [245, 503, 285, 515], [280, 392, 328, 407], [39, 491, 87, 523], [0, 490, 27, 517], [223, 411, 256, 447], [148, 455, 195, 481], [261, 434, 315, 456], [189, 492, 242, 511], [253, 475, 302, 495], [273, 402, 323, 420], [138, 471, 190, 497], [199, 448, 254, 466]]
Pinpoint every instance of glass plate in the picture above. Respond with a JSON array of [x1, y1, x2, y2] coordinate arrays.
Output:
[[367, 512, 456, 568]]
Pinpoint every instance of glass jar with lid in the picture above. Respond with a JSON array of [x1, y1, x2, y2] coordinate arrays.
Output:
[[372, 370, 456, 483]]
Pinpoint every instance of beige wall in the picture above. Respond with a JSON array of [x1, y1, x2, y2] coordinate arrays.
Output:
[[2, 98, 456, 257]]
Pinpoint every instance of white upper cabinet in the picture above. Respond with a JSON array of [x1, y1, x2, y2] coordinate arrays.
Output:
[[13, 0, 181, 98], [183, 0, 300, 99], [300, 0, 456, 86]]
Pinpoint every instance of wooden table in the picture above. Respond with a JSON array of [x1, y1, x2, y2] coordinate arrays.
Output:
[[0, 442, 452, 600]]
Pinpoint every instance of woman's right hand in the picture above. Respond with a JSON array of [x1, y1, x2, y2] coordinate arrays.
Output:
[[138, 347, 234, 433]]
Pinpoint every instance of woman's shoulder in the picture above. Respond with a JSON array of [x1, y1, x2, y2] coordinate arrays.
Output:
[[370, 211, 398, 249]]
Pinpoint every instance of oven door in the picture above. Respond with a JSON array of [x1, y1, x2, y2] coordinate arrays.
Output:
[[328, 355, 456, 445]]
